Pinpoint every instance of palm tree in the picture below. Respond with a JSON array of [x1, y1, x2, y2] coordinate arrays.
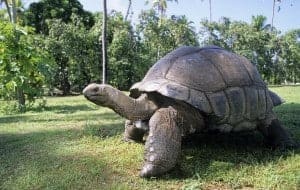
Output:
[[171, 15, 197, 46], [0, 0, 19, 23], [209, 0, 212, 22], [200, 0, 212, 22], [125, 0, 132, 21], [271, 0, 281, 31], [145, 0, 178, 59], [0, 0, 12, 21], [146, 0, 178, 19], [102, 0, 108, 84], [153, 0, 167, 17], [251, 15, 270, 31]]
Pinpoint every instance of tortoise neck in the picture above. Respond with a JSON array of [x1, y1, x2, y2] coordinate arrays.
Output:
[[105, 90, 158, 121]]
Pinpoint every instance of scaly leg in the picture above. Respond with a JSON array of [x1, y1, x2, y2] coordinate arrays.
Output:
[[140, 107, 182, 177]]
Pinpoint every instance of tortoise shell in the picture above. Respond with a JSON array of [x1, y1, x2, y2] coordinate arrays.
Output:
[[130, 46, 279, 131]]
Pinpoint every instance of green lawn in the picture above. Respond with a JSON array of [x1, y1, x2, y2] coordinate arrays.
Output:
[[0, 86, 299, 190]]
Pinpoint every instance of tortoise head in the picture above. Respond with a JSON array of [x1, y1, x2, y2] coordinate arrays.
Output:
[[83, 83, 158, 121], [83, 83, 116, 106]]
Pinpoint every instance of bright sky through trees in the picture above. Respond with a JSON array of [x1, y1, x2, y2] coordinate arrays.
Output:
[[78, 0, 299, 34]]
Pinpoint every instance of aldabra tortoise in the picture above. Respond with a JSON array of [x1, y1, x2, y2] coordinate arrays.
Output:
[[83, 46, 294, 178]]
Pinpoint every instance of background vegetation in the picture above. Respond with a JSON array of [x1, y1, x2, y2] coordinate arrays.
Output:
[[0, 0, 299, 111]]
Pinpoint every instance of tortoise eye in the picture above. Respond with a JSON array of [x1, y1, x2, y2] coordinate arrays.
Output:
[[93, 87, 98, 93]]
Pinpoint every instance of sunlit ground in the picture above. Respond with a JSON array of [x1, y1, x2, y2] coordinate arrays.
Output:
[[0, 86, 299, 189]]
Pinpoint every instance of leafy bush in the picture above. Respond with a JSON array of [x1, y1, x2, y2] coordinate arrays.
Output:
[[0, 20, 54, 111]]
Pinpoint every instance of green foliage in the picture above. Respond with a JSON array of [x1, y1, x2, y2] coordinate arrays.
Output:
[[45, 16, 99, 94], [279, 29, 300, 83], [24, 0, 94, 34], [109, 27, 137, 90], [200, 16, 300, 84], [146, 0, 178, 18], [137, 9, 198, 68], [0, 20, 54, 110], [0, 8, 9, 21], [90, 12, 146, 90], [107, 13, 142, 90]]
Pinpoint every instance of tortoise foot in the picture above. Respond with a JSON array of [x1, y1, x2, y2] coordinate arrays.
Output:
[[139, 163, 166, 178], [270, 139, 296, 150], [260, 119, 296, 150]]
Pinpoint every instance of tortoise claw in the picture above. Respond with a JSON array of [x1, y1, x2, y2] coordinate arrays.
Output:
[[272, 140, 297, 151], [139, 164, 156, 178]]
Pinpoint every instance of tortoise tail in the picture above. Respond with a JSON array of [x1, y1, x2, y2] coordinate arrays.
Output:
[[268, 90, 285, 106]]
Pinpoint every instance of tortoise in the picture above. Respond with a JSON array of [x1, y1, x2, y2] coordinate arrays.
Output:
[[83, 46, 294, 178]]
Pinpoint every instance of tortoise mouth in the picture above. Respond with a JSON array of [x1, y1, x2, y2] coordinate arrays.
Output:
[[84, 94, 108, 106], [85, 94, 101, 100]]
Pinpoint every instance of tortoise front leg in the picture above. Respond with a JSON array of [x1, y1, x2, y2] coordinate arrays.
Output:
[[140, 107, 182, 177]]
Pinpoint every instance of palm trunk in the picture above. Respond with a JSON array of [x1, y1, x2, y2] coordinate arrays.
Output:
[[209, 0, 212, 22], [125, 0, 132, 21], [271, 0, 275, 31], [2, 0, 12, 21], [11, 0, 17, 23], [102, 0, 108, 84], [60, 57, 70, 95]]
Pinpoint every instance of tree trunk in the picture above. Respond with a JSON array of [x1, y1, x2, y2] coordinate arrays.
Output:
[[102, 0, 108, 84], [16, 87, 25, 112], [60, 57, 71, 95], [209, 0, 212, 22], [11, 0, 17, 23], [61, 72, 71, 95], [125, 0, 132, 21], [2, 0, 12, 21], [271, 0, 275, 31]]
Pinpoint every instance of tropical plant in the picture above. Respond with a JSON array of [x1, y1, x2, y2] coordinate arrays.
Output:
[[146, 0, 178, 20], [24, 0, 94, 34], [200, 15, 283, 83], [102, 0, 108, 84], [279, 29, 300, 83], [0, 20, 54, 111]]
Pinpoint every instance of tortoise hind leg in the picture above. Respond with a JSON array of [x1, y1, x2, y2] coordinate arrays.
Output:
[[259, 119, 295, 149], [140, 107, 181, 177], [124, 120, 148, 142]]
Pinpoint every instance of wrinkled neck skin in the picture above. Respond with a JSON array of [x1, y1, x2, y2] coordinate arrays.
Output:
[[83, 84, 158, 121]]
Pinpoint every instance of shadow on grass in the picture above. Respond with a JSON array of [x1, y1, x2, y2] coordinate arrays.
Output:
[[84, 122, 124, 138], [27, 104, 98, 114], [0, 110, 121, 124], [0, 126, 121, 189], [46, 104, 98, 114], [159, 131, 300, 180]]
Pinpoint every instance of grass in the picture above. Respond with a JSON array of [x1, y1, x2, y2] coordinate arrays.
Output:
[[0, 86, 299, 190]]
